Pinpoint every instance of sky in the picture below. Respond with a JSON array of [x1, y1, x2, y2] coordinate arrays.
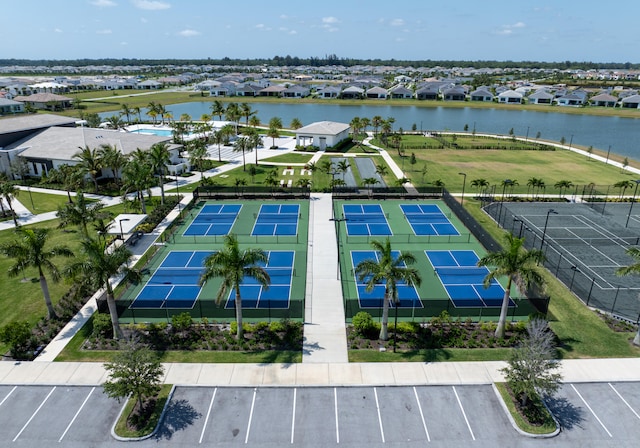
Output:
[[3, 0, 639, 63]]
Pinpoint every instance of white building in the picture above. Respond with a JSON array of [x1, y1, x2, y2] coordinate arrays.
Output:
[[294, 121, 350, 150]]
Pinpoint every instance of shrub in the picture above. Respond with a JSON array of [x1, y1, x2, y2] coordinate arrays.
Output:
[[0, 321, 34, 359], [171, 312, 193, 333], [92, 313, 113, 339], [352, 312, 376, 337]]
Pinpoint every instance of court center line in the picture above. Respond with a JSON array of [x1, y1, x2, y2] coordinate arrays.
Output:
[[58, 386, 95, 443], [334, 387, 340, 444], [13, 386, 56, 442], [244, 388, 257, 444], [413, 387, 430, 442], [373, 387, 385, 443], [0, 385, 17, 407], [199, 387, 217, 444], [452, 386, 475, 441], [608, 383, 640, 421], [571, 384, 612, 438], [290, 388, 297, 444]]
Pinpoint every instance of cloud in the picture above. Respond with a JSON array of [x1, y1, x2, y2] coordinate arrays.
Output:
[[96, 29, 113, 34], [495, 21, 526, 35], [322, 16, 339, 24], [256, 24, 272, 31], [90, 0, 117, 6], [177, 29, 200, 37], [132, 0, 170, 10], [289, 30, 297, 35], [390, 18, 405, 27], [54, 28, 63, 33], [120, 41, 128, 46], [140, 17, 148, 23]]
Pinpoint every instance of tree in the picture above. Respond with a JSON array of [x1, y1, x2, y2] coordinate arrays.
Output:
[[146, 101, 161, 124], [244, 128, 263, 166], [471, 178, 489, 196], [268, 117, 282, 148], [148, 142, 171, 205], [372, 115, 382, 136], [614, 180, 634, 198], [477, 233, 545, 338], [409, 152, 417, 170], [48, 164, 85, 202], [121, 155, 154, 214], [199, 234, 270, 339], [0, 228, 74, 319], [187, 139, 208, 181], [65, 237, 133, 339], [554, 180, 574, 198], [232, 136, 250, 171], [98, 143, 128, 186], [132, 106, 142, 124], [120, 103, 133, 123], [225, 102, 241, 134], [296, 178, 311, 189], [623, 157, 630, 172], [0, 321, 33, 360], [105, 115, 125, 130], [375, 164, 389, 178], [240, 102, 255, 126], [248, 165, 258, 183], [616, 247, 640, 345], [57, 191, 111, 237], [0, 182, 20, 226], [337, 160, 350, 180], [249, 115, 261, 128], [210, 100, 225, 121], [395, 176, 411, 186], [501, 318, 562, 408], [361, 177, 379, 195], [74, 145, 103, 193], [355, 238, 421, 340], [350, 116, 362, 146], [103, 341, 165, 424], [420, 164, 428, 184], [290, 118, 303, 130]]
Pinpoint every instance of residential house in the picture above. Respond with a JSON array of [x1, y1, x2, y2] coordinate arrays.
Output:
[[0, 98, 25, 115], [295, 121, 350, 150], [442, 87, 466, 101], [556, 90, 587, 106], [259, 85, 287, 97], [388, 85, 413, 99], [340, 86, 364, 99], [12, 93, 73, 111], [621, 94, 640, 109], [317, 85, 341, 99], [235, 84, 262, 97], [528, 89, 554, 105], [497, 90, 523, 104], [366, 86, 388, 99], [415, 85, 439, 100], [589, 93, 618, 107], [283, 85, 310, 98], [469, 88, 493, 102], [136, 80, 162, 90]]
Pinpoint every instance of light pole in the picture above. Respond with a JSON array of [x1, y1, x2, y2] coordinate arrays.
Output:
[[27, 186, 35, 211], [569, 266, 579, 290], [625, 180, 640, 227], [540, 209, 558, 249], [329, 217, 348, 280], [458, 172, 467, 207], [119, 218, 130, 241], [605, 145, 611, 164], [568, 134, 574, 149]]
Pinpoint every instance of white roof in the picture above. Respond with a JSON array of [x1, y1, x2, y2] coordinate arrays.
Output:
[[295, 121, 350, 136], [107, 214, 147, 235]]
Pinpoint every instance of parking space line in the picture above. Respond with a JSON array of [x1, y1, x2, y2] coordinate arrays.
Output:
[[244, 388, 257, 444], [334, 388, 340, 444], [290, 388, 296, 444], [571, 384, 612, 437], [413, 387, 430, 442], [452, 386, 475, 441], [373, 387, 385, 443], [58, 387, 95, 442], [199, 387, 217, 444], [0, 386, 17, 407], [609, 383, 640, 421], [13, 386, 56, 442]]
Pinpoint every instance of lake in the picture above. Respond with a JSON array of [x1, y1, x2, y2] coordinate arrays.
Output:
[[102, 102, 640, 159]]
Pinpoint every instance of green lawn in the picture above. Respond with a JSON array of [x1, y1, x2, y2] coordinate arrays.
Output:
[[261, 152, 314, 164], [18, 190, 85, 214]]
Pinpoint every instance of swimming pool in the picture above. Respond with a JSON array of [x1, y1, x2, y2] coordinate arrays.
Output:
[[129, 128, 174, 137]]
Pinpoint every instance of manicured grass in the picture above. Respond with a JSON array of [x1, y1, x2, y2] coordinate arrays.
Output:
[[494, 382, 557, 435], [113, 384, 173, 439], [261, 152, 314, 164], [18, 190, 86, 214], [349, 347, 513, 362]]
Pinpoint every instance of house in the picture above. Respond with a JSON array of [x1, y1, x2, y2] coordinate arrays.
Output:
[[340, 86, 364, 99], [317, 85, 341, 99], [12, 93, 73, 111], [415, 86, 439, 100], [136, 80, 162, 90], [366, 86, 388, 99], [556, 91, 587, 106], [388, 85, 413, 99], [295, 121, 350, 150], [258, 85, 287, 97], [442, 87, 466, 101], [0, 98, 25, 115], [621, 94, 640, 109], [469, 88, 493, 102], [235, 84, 261, 97], [497, 90, 523, 104], [589, 93, 618, 107], [283, 85, 310, 98], [528, 89, 554, 105]]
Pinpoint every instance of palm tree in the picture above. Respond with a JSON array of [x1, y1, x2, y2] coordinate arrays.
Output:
[[554, 180, 574, 198], [211, 129, 225, 162], [146, 101, 160, 124], [268, 117, 282, 148], [188, 139, 208, 181], [132, 106, 142, 123], [120, 103, 133, 123], [355, 238, 422, 340], [105, 115, 125, 130], [66, 237, 133, 339], [372, 115, 383, 136], [350, 116, 362, 146], [121, 158, 153, 214], [527, 177, 539, 199], [74, 145, 103, 193], [98, 143, 128, 186], [616, 247, 640, 345], [210, 100, 225, 121], [290, 118, 303, 130], [249, 115, 261, 128], [199, 234, 270, 339], [360, 117, 371, 135], [337, 160, 350, 180], [233, 136, 250, 171], [0, 182, 20, 226], [225, 102, 241, 134], [395, 176, 411, 186], [296, 178, 312, 189], [477, 233, 545, 338], [240, 102, 255, 126], [148, 142, 171, 205], [57, 191, 111, 237], [0, 228, 74, 319], [362, 177, 379, 195], [375, 164, 389, 178], [49, 164, 85, 202], [614, 180, 634, 199], [471, 178, 489, 197], [245, 128, 263, 166]]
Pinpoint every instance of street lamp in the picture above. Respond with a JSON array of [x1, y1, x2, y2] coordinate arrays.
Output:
[[625, 180, 640, 227], [329, 217, 349, 279], [119, 218, 130, 241], [569, 266, 580, 290], [458, 172, 467, 207], [27, 186, 35, 211], [540, 209, 558, 249]]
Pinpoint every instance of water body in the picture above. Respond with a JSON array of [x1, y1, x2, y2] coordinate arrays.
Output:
[[102, 102, 640, 159]]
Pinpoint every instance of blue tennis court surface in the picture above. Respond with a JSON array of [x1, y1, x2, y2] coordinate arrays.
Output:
[[184, 204, 241, 236], [400, 204, 459, 236], [252, 204, 299, 236], [343, 204, 392, 236], [131, 251, 213, 309], [225, 250, 295, 309], [351, 251, 422, 308], [426, 250, 514, 308]]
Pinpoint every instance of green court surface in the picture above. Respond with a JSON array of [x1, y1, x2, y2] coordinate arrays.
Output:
[[333, 199, 539, 322], [117, 199, 309, 324]]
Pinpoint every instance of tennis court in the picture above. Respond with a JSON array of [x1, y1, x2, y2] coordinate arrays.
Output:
[[400, 204, 459, 236], [252, 204, 300, 236], [183, 204, 241, 236], [343, 204, 392, 236], [350, 250, 421, 308], [426, 250, 514, 308]]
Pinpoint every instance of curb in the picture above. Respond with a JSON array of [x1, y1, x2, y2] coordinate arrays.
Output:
[[492, 383, 560, 438]]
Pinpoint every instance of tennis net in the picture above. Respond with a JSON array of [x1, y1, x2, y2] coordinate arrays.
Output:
[[434, 267, 488, 278], [404, 213, 450, 223], [194, 213, 238, 223], [254, 213, 300, 222]]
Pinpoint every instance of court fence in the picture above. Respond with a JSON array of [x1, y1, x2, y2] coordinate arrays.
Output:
[[483, 200, 640, 323], [194, 185, 311, 199]]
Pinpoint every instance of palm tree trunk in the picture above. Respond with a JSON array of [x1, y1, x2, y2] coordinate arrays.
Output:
[[106, 291, 123, 339], [495, 277, 513, 338], [379, 290, 391, 340], [39, 270, 57, 319], [235, 291, 243, 339], [217, 144, 222, 162], [158, 174, 165, 205]]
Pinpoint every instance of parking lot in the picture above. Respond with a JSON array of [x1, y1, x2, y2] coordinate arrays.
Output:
[[2, 383, 640, 447]]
